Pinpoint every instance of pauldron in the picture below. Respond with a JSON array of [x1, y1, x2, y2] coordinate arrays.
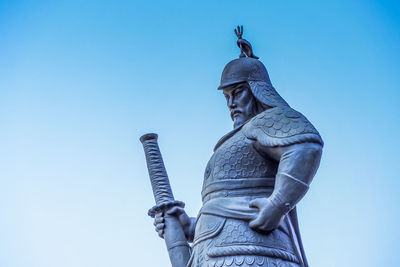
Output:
[[242, 106, 323, 147]]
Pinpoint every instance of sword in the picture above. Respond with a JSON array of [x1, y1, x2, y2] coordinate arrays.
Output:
[[140, 133, 191, 267]]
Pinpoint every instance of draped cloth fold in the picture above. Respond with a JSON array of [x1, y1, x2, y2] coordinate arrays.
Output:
[[199, 197, 258, 221]]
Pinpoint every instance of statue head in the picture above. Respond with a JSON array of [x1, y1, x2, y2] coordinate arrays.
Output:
[[219, 26, 289, 128], [222, 81, 265, 129]]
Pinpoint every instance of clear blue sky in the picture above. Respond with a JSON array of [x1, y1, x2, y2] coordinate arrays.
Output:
[[1, 1, 399, 266]]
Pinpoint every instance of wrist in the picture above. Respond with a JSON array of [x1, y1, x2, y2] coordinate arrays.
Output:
[[270, 172, 311, 215], [268, 194, 292, 216]]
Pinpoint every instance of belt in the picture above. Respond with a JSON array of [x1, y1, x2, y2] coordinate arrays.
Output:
[[201, 177, 275, 201]]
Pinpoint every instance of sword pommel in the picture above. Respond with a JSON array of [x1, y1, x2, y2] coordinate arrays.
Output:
[[140, 133, 158, 143]]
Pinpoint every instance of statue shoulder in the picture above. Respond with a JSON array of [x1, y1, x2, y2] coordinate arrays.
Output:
[[242, 106, 324, 147]]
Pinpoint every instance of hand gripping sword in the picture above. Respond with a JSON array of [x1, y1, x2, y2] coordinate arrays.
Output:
[[140, 133, 191, 267]]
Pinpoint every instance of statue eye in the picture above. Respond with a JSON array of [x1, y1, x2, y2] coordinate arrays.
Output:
[[234, 88, 243, 96]]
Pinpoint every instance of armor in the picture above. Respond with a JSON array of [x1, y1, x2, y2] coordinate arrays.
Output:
[[188, 105, 323, 267]]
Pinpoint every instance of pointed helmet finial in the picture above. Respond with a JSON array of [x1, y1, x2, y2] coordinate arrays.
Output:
[[234, 25, 259, 59]]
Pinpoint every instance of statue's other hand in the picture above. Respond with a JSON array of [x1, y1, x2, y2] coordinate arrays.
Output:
[[249, 198, 285, 232], [153, 207, 195, 241]]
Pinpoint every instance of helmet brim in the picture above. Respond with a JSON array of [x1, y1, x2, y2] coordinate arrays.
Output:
[[218, 79, 248, 90]]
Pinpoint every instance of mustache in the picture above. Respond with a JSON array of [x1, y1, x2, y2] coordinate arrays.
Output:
[[230, 109, 242, 120]]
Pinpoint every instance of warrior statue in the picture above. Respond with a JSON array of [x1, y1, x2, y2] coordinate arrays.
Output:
[[150, 26, 323, 267]]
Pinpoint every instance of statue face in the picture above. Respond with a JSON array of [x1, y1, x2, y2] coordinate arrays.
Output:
[[223, 82, 258, 129]]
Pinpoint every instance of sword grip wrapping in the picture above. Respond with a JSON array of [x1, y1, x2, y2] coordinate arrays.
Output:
[[140, 133, 191, 267], [140, 133, 174, 204]]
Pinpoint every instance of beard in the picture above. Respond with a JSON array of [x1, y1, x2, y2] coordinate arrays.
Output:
[[230, 90, 270, 129]]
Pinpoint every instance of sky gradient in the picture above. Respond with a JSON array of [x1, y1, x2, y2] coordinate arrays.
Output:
[[1, 1, 400, 266]]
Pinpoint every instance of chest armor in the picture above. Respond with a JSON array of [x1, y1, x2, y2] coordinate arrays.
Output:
[[201, 129, 278, 200], [191, 129, 301, 266]]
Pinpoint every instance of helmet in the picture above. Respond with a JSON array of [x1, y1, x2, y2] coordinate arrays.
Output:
[[218, 26, 289, 108], [218, 57, 271, 89]]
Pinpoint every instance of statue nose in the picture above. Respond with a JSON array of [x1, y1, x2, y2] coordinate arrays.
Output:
[[228, 97, 237, 108]]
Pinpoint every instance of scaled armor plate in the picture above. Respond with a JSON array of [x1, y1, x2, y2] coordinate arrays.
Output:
[[242, 106, 323, 147], [188, 106, 322, 267]]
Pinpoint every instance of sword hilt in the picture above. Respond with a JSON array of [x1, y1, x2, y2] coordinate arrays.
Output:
[[140, 133, 184, 217], [140, 133, 174, 204], [140, 133, 191, 267]]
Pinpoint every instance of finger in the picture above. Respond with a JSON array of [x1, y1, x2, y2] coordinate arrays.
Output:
[[259, 223, 273, 232], [153, 216, 164, 226], [155, 223, 165, 231], [249, 216, 263, 229]]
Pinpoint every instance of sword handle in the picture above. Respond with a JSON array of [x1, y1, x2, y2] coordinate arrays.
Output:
[[140, 133, 174, 204], [140, 133, 191, 267]]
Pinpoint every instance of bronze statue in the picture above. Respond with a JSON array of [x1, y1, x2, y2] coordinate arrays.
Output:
[[141, 26, 323, 267]]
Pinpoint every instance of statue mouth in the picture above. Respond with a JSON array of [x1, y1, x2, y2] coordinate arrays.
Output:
[[231, 110, 242, 120]]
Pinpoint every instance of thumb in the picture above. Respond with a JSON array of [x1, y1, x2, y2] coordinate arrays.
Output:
[[166, 206, 184, 216]]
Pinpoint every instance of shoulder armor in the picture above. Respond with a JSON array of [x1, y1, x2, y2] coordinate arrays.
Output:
[[243, 107, 324, 147]]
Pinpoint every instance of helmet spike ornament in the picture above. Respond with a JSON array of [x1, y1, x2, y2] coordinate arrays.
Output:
[[234, 25, 259, 59]]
